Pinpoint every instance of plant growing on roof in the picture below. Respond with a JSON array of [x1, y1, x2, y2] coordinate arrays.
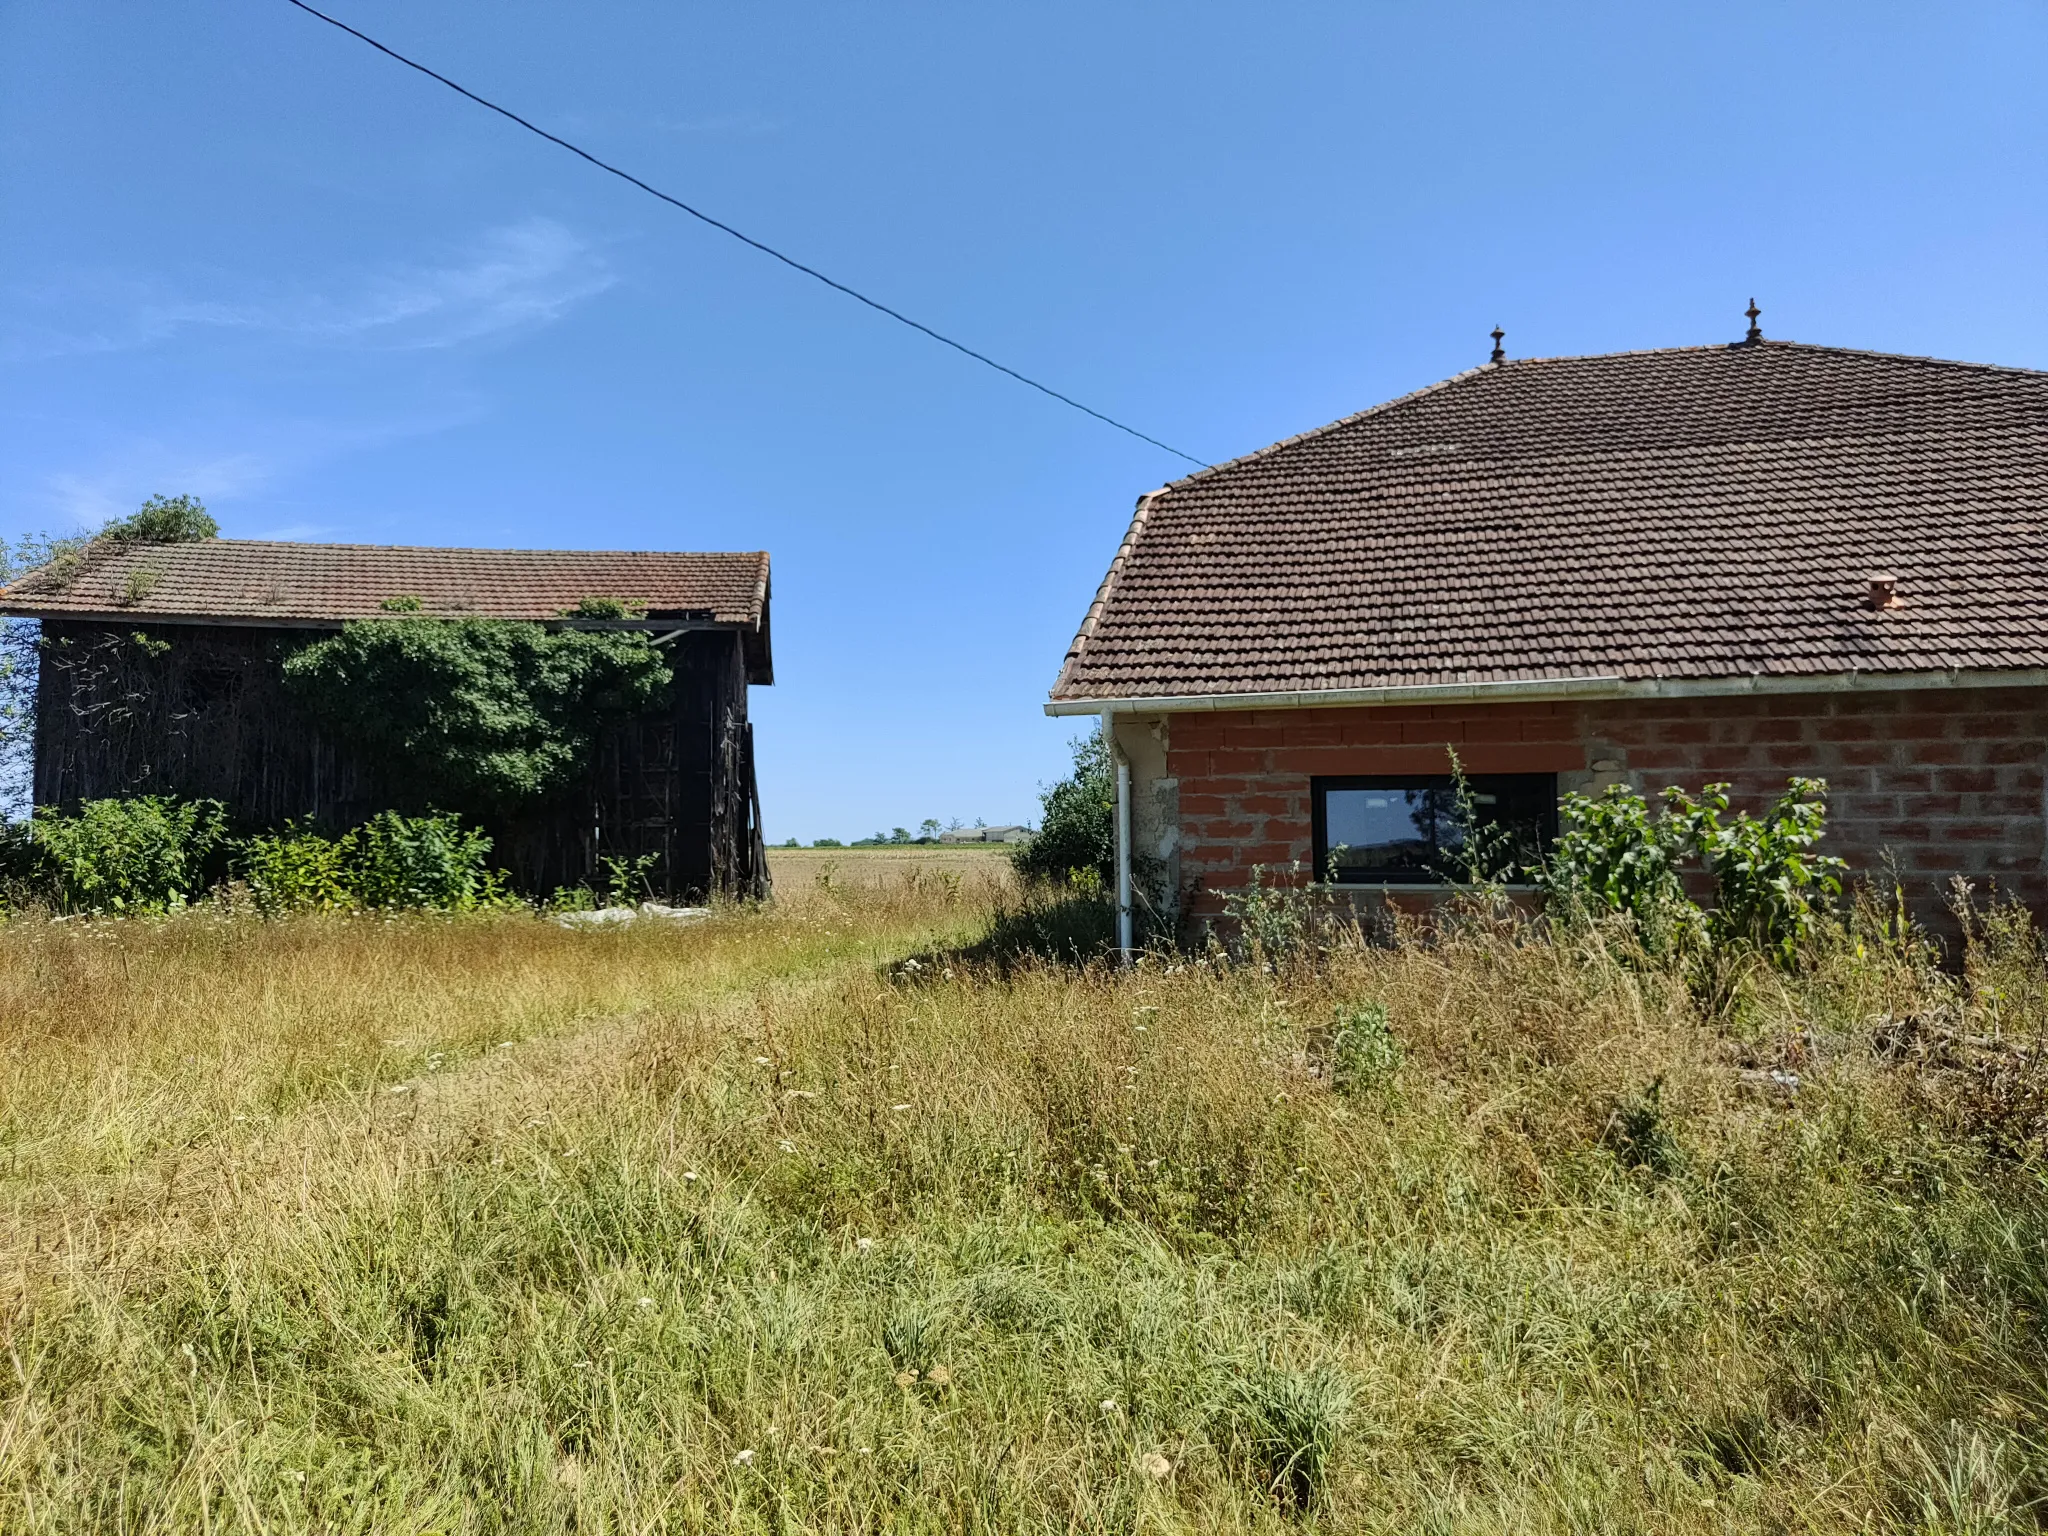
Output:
[[280, 618, 671, 819], [564, 596, 648, 620], [103, 494, 218, 545]]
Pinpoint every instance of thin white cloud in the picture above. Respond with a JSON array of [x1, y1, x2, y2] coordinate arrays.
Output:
[[6, 218, 614, 359], [15, 396, 486, 537], [43, 452, 274, 532]]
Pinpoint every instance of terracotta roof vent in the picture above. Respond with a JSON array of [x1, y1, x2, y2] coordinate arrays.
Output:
[[1867, 574, 1902, 610]]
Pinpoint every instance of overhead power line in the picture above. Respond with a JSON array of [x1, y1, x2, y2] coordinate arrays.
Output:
[[281, 0, 1206, 467]]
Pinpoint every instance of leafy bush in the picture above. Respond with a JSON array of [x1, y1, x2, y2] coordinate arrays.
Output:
[[24, 796, 227, 913], [281, 618, 671, 820], [237, 821, 355, 914], [1013, 730, 1112, 887], [1535, 776, 1846, 967], [1221, 862, 1349, 967], [562, 596, 647, 619], [1534, 783, 1703, 955], [103, 493, 218, 544], [347, 811, 500, 910], [1329, 1001, 1401, 1095], [1666, 777, 1847, 966], [238, 811, 500, 912]]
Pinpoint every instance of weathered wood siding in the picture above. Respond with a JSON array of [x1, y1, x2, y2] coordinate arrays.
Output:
[[30, 619, 767, 901]]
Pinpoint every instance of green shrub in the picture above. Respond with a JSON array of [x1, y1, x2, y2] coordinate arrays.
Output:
[[236, 811, 501, 913], [1221, 862, 1344, 967], [1534, 783, 1703, 956], [1329, 1001, 1401, 1095], [102, 493, 218, 544], [237, 821, 355, 914], [1013, 730, 1111, 887], [26, 796, 227, 913], [1666, 776, 1846, 966], [347, 811, 499, 910], [1534, 776, 1846, 968]]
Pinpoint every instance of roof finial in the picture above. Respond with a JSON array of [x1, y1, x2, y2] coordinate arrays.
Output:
[[1489, 326, 1505, 365], [1744, 297, 1763, 344]]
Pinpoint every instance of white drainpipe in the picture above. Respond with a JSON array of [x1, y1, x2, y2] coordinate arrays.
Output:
[[1113, 719, 1133, 964]]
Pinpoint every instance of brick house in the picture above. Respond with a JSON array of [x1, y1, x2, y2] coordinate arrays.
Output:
[[1046, 326, 2048, 946]]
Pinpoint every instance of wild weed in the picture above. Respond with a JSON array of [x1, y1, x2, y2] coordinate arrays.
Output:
[[4, 862, 2048, 1529]]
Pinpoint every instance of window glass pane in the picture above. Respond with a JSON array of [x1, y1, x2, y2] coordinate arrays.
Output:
[[1322, 786, 1434, 876], [1315, 773, 1556, 883]]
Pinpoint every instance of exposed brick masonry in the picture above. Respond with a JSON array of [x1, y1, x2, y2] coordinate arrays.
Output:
[[1167, 686, 2048, 923]]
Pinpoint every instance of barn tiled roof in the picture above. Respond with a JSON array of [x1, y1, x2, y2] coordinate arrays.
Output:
[[0, 539, 768, 625], [0, 539, 773, 682], [1052, 340, 2048, 702]]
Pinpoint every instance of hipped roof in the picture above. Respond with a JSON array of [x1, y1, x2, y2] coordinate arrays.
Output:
[[1052, 340, 2048, 704]]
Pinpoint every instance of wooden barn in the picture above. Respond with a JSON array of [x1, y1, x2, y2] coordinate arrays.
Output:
[[0, 537, 773, 901]]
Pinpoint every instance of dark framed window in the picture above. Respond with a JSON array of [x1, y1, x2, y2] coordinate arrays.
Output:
[[1311, 774, 1557, 884]]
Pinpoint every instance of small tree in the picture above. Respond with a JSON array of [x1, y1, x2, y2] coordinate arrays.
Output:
[[1014, 729, 1114, 887], [1533, 783, 1703, 956], [1665, 778, 1846, 967]]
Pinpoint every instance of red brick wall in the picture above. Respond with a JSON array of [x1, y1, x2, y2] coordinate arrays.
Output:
[[1167, 687, 2048, 923]]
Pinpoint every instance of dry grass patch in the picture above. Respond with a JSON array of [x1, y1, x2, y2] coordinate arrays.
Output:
[[3, 881, 2047, 1531]]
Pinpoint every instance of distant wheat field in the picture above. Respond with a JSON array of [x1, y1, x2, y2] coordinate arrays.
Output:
[[767, 844, 1017, 888], [3, 870, 2047, 1531]]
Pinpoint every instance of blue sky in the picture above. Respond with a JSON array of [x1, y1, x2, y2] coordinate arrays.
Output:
[[3, 2, 2044, 840]]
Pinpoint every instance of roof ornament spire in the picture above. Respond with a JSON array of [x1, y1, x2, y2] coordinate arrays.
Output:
[[1744, 298, 1763, 344], [1489, 326, 1505, 365]]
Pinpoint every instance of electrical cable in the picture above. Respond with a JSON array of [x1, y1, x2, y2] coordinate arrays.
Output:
[[282, 0, 1206, 466]]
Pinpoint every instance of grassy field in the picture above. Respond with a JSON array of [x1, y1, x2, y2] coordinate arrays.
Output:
[[765, 844, 1016, 889], [4, 870, 2048, 1532]]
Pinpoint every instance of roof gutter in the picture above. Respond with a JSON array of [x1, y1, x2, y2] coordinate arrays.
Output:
[[1046, 666, 2048, 717]]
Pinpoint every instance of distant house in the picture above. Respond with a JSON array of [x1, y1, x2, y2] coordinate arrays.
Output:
[[0, 538, 773, 901], [1049, 329, 2048, 943], [939, 824, 1032, 844]]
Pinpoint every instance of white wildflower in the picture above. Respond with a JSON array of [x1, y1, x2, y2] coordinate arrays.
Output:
[[733, 1448, 755, 1465]]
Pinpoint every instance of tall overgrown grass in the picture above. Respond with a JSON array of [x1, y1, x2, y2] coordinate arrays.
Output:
[[4, 868, 2048, 1531]]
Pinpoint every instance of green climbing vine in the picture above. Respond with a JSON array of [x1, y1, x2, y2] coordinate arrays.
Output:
[[281, 617, 671, 819]]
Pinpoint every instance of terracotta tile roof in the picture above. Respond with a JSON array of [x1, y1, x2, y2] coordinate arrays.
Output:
[[1052, 340, 2048, 702], [0, 539, 769, 627]]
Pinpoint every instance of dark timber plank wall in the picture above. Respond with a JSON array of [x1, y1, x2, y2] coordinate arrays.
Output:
[[29, 619, 765, 901]]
